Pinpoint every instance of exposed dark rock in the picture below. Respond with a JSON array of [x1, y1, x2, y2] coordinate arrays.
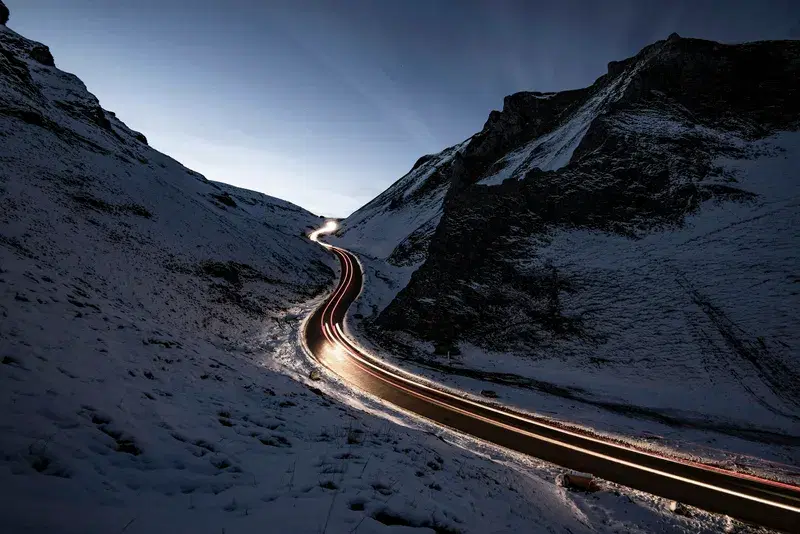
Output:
[[0, 1, 9, 25], [410, 153, 435, 172], [201, 260, 245, 286], [387, 217, 439, 266], [92, 106, 112, 130], [71, 193, 153, 218], [0, 107, 45, 126], [452, 86, 591, 193], [199, 260, 276, 289], [607, 57, 636, 77], [52, 100, 114, 131], [29, 45, 55, 67], [610, 38, 800, 133], [211, 192, 237, 208], [0, 47, 37, 98]]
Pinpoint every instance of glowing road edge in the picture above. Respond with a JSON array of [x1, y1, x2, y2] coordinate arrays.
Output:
[[306, 221, 800, 517]]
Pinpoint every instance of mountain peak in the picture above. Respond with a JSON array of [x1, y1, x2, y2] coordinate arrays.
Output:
[[0, 1, 9, 26]]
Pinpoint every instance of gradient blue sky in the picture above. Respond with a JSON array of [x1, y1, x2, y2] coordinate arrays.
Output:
[[7, 0, 800, 216]]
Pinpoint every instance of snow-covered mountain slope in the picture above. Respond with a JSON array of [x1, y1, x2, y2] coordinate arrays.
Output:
[[334, 39, 662, 266], [0, 11, 734, 533], [338, 34, 800, 462], [335, 138, 471, 266], [0, 17, 335, 340]]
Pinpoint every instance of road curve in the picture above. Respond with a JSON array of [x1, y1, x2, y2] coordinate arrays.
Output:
[[303, 225, 800, 532]]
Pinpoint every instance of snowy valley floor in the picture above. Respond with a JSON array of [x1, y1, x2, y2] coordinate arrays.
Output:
[[0, 259, 752, 534]]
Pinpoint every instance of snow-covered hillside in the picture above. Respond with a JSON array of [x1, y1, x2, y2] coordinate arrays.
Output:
[[336, 33, 800, 477], [336, 138, 471, 266], [0, 9, 736, 533], [0, 33, 333, 340]]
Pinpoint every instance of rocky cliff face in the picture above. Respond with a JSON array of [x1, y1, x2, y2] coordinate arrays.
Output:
[[340, 35, 800, 427], [379, 35, 799, 343]]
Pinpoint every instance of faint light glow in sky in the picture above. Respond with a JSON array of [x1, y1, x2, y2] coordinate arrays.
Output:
[[7, 0, 799, 216]]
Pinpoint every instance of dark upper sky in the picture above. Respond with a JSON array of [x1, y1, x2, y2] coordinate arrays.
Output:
[[8, 0, 800, 216]]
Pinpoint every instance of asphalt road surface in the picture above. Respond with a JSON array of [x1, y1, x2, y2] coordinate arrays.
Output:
[[304, 224, 800, 532]]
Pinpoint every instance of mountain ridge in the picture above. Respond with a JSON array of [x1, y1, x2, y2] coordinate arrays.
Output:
[[337, 34, 800, 268]]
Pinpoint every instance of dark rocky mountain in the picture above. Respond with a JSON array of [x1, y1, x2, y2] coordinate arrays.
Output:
[[335, 34, 800, 432], [383, 35, 799, 345]]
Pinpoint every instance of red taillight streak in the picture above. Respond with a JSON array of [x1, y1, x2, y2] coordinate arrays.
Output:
[[320, 248, 350, 328]]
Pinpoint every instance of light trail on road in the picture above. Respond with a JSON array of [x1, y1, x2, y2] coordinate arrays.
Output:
[[304, 222, 800, 532]]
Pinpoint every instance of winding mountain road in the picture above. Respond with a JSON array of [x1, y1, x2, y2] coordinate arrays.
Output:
[[303, 223, 800, 532]]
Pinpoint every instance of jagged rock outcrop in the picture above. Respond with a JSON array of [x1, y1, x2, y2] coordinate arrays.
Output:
[[0, 3, 53, 66], [334, 86, 596, 266], [29, 44, 55, 66], [465, 88, 589, 171]]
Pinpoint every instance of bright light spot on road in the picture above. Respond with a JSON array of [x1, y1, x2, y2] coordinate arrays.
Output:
[[319, 340, 346, 365], [309, 220, 338, 246]]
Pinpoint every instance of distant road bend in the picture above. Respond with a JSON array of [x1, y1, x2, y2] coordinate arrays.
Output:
[[304, 221, 800, 532]]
